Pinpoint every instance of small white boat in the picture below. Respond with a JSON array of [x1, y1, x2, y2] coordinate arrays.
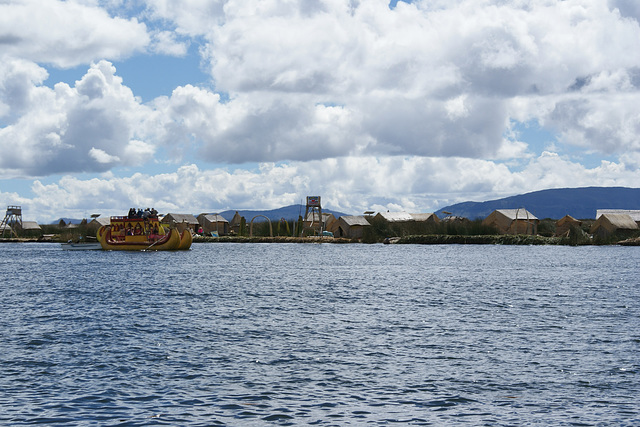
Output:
[[61, 241, 103, 250]]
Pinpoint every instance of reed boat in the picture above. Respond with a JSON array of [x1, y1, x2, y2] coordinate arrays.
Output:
[[97, 212, 192, 251], [177, 228, 193, 250]]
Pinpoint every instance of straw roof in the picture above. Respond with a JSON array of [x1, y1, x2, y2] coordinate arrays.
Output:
[[495, 209, 538, 221], [376, 211, 414, 222], [596, 213, 638, 230], [339, 215, 370, 226], [20, 221, 41, 230], [162, 213, 199, 224], [198, 214, 228, 223], [409, 213, 439, 222], [596, 209, 640, 222], [556, 215, 581, 226], [89, 217, 110, 227]]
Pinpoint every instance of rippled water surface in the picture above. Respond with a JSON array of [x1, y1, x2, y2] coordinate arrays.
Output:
[[1, 242, 639, 425]]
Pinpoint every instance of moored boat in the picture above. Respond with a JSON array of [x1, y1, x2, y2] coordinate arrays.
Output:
[[177, 228, 193, 250], [97, 211, 192, 251], [61, 241, 103, 250]]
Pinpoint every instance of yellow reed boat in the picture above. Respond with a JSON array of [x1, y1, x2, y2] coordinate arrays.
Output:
[[97, 212, 192, 251]]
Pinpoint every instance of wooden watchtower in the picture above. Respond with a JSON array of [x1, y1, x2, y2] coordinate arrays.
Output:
[[302, 196, 323, 237], [1, 206, 22, 238]]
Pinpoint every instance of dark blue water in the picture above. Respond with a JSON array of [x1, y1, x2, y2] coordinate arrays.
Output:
[[0, 242, 638, 426]]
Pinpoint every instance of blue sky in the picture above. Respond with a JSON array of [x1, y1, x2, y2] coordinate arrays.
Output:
[[1, 0, 640, 223]]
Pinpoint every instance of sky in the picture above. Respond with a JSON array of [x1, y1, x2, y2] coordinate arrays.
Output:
[[1, 0, 640, 223]]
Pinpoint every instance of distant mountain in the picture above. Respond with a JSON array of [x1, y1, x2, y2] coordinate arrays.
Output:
[[217, 204, 350, 222], [435, 187, 640, 220]]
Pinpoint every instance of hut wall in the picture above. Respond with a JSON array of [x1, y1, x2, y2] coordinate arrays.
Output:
[[482, 212, 510, 234], [509, 219, 538, 235], [204, 221, 228, 235]]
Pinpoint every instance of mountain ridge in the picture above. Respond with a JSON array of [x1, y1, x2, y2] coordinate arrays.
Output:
[[434, 187, 640, 220]]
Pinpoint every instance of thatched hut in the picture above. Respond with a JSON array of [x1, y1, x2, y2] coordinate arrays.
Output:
[[197, 213, 229, 236], [590, 213, 638, 239], [555, 215, 582, 237], [482, 209, 539, 235], [374, 211, 414, 224], [329, 215, 370, 239], [596, 210, 640, 225], [303, 212, 336, 231], [229, 211, 244, 235], [17, 221, 42, 238], [162, 213, 199, 232], [88, 216, 110, 233], [410, 213, 440, 224]]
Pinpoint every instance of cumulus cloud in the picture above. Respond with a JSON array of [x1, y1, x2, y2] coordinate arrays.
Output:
[[7, 152, 640, 223], [0, 0, 149, 68], [150, 30, 190, 56], [0, 60, 154, 177], [610, 0, 640, 21], [140, 0, 640, 163], [4, 0, 640, 170]]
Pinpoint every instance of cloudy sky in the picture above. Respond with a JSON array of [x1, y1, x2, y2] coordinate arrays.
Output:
[[1, 0, 640, 222]]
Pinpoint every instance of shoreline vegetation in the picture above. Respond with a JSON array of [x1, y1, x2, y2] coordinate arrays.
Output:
[[2, 217, 640, 246]]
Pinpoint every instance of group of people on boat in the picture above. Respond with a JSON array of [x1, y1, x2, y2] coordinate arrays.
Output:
[[128, 207, 158, 219], [124, 222, 160, 237]]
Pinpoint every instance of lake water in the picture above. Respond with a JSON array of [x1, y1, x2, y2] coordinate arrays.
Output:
[[0, 242, 639, 426]]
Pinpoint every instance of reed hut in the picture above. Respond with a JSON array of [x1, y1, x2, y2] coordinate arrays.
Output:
[[374, 211, 414, 224], [590, 213, 638, 239], [596, 210, 640, 225], [88, 216, 110, 233], [162, 213, 199, 232], [229, 211, 244, 235], [410, 213, 440, 224], [555, 215, 582, 237], [482, 208, 539, 235], [303, 212, 336, 231], [329, 215, 371, 239], [197, 213, 229, 236], [17, 221, 42, 237]]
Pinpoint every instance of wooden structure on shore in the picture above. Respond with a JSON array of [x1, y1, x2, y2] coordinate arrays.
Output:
[[302, 196, 323, 236], [1, 206, 22, 238]]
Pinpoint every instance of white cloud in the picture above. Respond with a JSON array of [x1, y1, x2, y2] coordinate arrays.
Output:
[[609, 0, 640, 21], [145, 0, 640, 162], [4, 0, 640, 172], [150, 30, 190, 56], [0, 0, 150, 68], [0, 60, 153, 177], [10, 152, 640, 224], [89, 147, 121, 164], [144, 0, 226, 35]]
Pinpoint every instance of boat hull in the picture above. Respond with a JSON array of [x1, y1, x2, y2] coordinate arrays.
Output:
[[97, 226, 182, 251], [178, 229, 193, 250], [61, 242, 103, 250]]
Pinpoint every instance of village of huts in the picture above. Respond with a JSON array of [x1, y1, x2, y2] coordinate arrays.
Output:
[[2, 205, 640, 244]]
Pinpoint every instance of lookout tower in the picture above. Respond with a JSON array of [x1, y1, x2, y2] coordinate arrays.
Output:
[[302, 196, 323, 236], [1, 206, 23, 238]]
